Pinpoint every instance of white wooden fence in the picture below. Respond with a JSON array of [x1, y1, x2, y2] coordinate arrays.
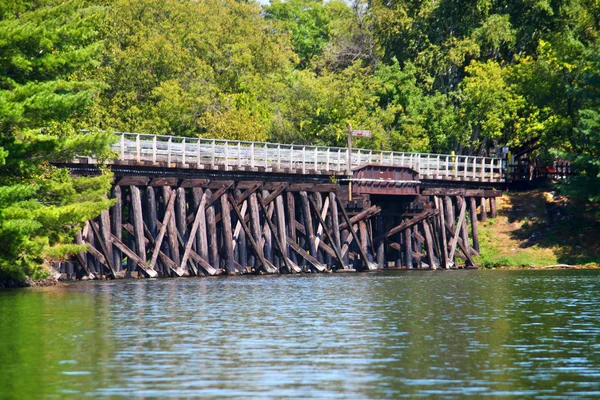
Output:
[[110, 133, 506, 182]]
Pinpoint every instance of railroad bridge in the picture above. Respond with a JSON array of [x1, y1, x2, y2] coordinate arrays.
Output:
[[56, 133, 504, 279]]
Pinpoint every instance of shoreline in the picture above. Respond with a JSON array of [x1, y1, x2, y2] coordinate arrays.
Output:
[[3, 264, 600, 289]]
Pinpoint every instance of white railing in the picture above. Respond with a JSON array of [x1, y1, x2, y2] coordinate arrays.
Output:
[[110, 133, 506, 182]]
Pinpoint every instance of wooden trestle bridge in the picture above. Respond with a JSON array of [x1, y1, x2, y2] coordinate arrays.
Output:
[[55, 133, 505, 279]]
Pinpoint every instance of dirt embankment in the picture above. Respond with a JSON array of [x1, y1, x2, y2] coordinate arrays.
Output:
[[476, 188, 600, 269]]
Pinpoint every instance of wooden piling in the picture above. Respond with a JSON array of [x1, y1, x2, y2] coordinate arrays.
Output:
[[299, 191, 318, 258], [220, 195, 236, 275], [481, 197, 488, 221], [469, 197, 480, 252], [206, 189, 219, 269], [110, 185, 123, 272]]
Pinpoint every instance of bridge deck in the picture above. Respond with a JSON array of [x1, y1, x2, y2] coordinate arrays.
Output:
[[76, 133, 506, 183]]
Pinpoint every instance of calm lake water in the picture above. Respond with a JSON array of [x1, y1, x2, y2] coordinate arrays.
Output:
[[1, 269, 600, 398]]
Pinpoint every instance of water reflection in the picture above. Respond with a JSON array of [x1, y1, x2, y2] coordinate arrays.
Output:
[[0, 270, 600, 398]]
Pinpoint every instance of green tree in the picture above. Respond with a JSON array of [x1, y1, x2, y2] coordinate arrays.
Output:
[[0, 0, 114, 281], [91, 0, 295, 141]]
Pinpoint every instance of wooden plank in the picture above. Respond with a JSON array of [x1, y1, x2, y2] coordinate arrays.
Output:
[[164, 187, 181, 266], [469, 197, 480, 252], [213, 182, 260, 224], [448, 198, 467, 266], [335, 195, 377, 271], [180, 178, 210, 188], [236, 181, 263, 190], [465, 189, 484, 197], [86, 242, 108, 268], [422, 188, 465, 196], [188, 250, 218, 276], [180, 191, 208, 273], [483, 190, 502, 197], [405, 223, 414, 268], [309, 195, 344, 268], [206, 191, 219, 269], [287, 192, 298, 266], [192, 188, 208, 260], [208, 180, 234, 190], [313, 194, 330, 251], [110, 185, 123, 272], [261, 190, 274, 263], [299, 191, 318, 258], [262, 183, 289, 206], [123, 223, 184, 276], [375, 210, 437, 240], [148, 177, 178, 187], [338, 205, 381, 231], [288, 183, 338, 192], [329, 192, 342, 253], [435, 196, 449, 269], [149, 188, 177, 269], [175, 187, 188, 243], [422, 220, 437, 270], [89, 220, 117, 278], [111, 234, 158, 277], [220, 195, 236, 275], [99, 208, 115, 275], [117, 176, 150, 186], [257, 193, 298, 273], [248, 193, 263, 260], [228, 194, 276, 273], [130, 186, 147, 261], [413, 228, 425, 243], [458, 197, 471, 257], [286, 237, 326, 271], [490, 196, 497, 218], [480, 196, 488, 221]]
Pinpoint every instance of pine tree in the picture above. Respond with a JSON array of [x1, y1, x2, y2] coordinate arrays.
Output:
[[0, 0, 114, 281]]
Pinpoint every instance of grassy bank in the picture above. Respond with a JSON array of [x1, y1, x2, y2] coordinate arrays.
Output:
[[475, 188, 600, 269]]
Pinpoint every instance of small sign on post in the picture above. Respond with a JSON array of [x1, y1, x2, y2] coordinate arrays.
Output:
[[347, 125, 372, 201], [351, 130, 372, 137]]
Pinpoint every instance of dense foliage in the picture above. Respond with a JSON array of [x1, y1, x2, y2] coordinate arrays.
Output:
[[0, 0, 115, 280], [0, 0, 598, 279]]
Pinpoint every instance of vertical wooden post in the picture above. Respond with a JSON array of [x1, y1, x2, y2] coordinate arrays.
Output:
[[286, 192, 297, 265], [341, 230, 350, 266], [275, 195, 287, 262], [206, 189, 219, 269], [422, 220, 437, 270], [262, 190, 273, 263], [299, 191, 317, 257], [220, 195, 236, 275], [436, 196, 449, 269], [99, 208, 113, 272], [469, 197, 480, 252], [490, 197, 497, 218], [130, 186, 146, 262], [249, 193, 263, 268], [313, 192, 325, 263], [444, 196, 455, 231], [329, 192, 342, 253], [175, 187, 188, 242], [376, 216, 385, 269], [164, 187, 180, 266], [111, 185, 123, 272], [414, 222, 423, 269], [144, 187, 158, 240], [234, 189, 248, 268], [481, 196, 488, 221], [404, 222, 412, 268], [458, 196, 471, 256], [359, 221, 370, 264], [395, 217, 402, 268]]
